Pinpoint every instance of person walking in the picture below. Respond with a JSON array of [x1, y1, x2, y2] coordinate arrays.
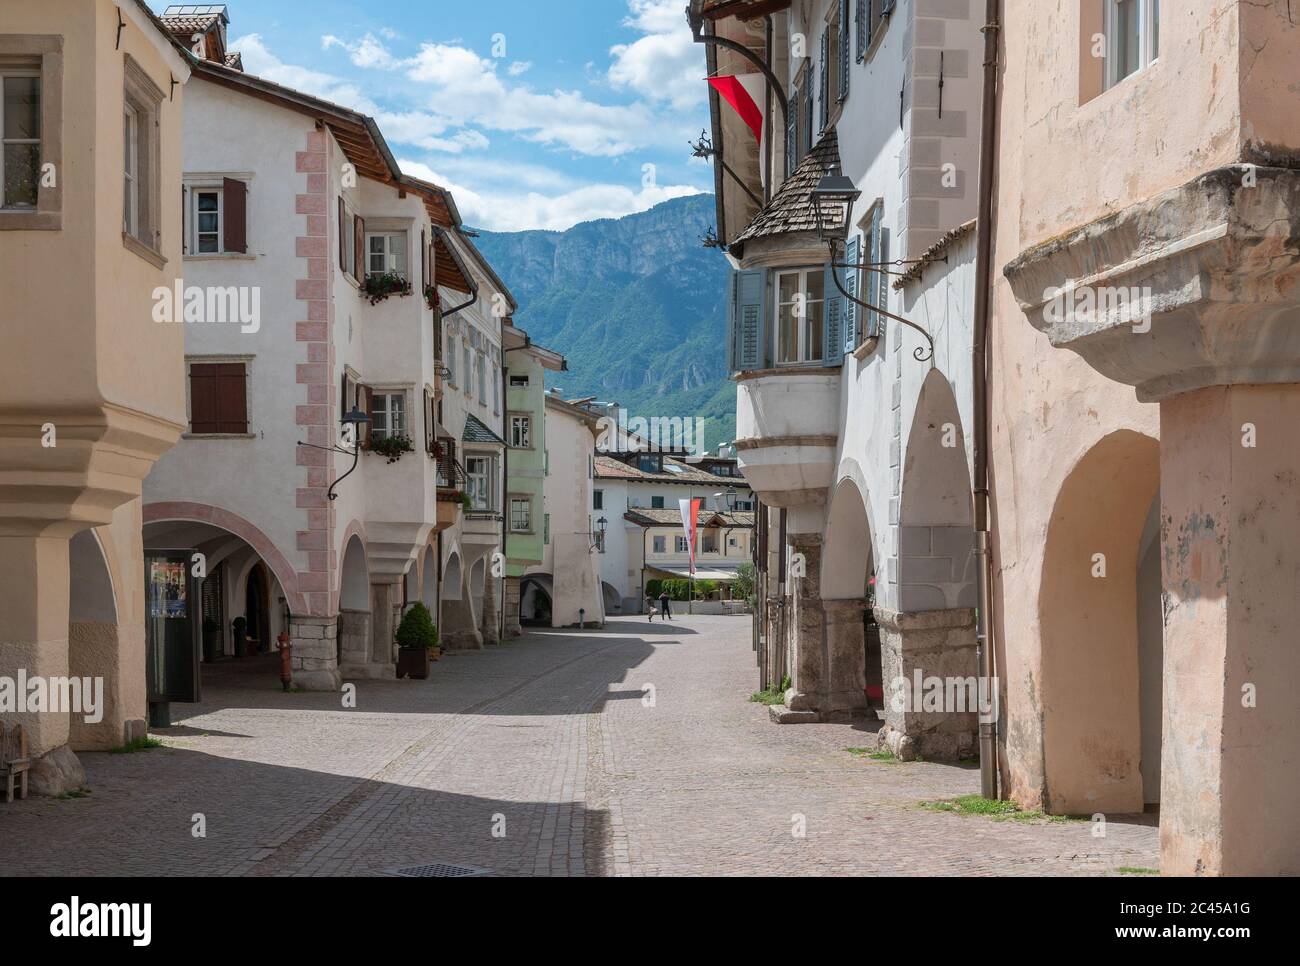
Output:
[[646, 596, 657, 622], [659, 590, 672, 621]]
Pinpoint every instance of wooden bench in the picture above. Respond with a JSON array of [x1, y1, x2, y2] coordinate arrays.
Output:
[[1, 722, 30, 803]]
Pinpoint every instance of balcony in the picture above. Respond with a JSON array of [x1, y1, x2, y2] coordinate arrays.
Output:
[[734, 367, 841, 506], [434, 443, 465, 531]]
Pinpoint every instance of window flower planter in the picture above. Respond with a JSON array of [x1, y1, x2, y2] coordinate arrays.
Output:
[[363, 271, 413, 305], [369, 433, 414, 464]]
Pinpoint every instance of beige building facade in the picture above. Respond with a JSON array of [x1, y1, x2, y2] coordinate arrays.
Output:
[[0, 0, 192, 791]]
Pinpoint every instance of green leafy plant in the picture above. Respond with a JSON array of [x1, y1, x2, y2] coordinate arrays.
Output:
[[363, 271, 412, 305], [110, 735, 165, 754], [460, 491, 472, 510], [395, 602, 439, 651], [424, 284, 439, 311], [733, 562, 756, 606], [369, 433, 414, 464]]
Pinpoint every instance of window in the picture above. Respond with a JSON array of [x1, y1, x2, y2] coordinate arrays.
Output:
[[366, 231, 407, 278], [122, 56, 164, 263], [1106, 0, 1159, 89], [477, 352, 487, 405], [188, 361, 248, 435], [466, 456, 494, 511], [510, 374, 530, 388], [510, 497, 532, 532], [593, 489, 604, 511], [775, 268, 826, 364], [651, 496, 665, 510], [702, 531, 718, 554], [446, 336, 458, 385], [857, 0, 895, 62], [370, 392, 407, 441], [1, 72, 40, 209], [653, 536, 667, 554], [728, 534, 741, 550], [191, 188, 221, 253], [637, 454, 662, 474], [510, 414, 532, 449], [675, 536, 690, 554]]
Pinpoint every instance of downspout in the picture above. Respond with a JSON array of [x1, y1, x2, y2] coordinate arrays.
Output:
[[972, 0, 1002, 801], [499, 357, 509, 643]]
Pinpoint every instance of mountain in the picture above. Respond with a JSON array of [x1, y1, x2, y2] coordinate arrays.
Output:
[[472, 194, 736, 451]]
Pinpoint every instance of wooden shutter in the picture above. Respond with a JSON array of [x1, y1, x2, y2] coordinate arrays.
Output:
[[866, 206, 883, 338], [420, 229, 427, 291], [354, 214, 365, 280], [337, 198, 346, 272], [843, 234, 861, 353], [805, 85, 814, 154], [823, 262, 843, 366], [222, 178, 248, 253], [189, 362, 247, 434], [785, 86, 798, 178], [819, 30, 829, 133], [856, 0, 868, 61], [839, 0, 851, 101], [181, 184, 188, 254], [362, 384, 374, 447], [733, 269, 768, 372]]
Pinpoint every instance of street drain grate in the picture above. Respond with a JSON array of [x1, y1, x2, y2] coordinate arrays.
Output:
[[391, 862, 490, 878]]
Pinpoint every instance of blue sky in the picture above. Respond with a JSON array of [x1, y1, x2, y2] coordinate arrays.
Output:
[[169, 1, 714, 231]]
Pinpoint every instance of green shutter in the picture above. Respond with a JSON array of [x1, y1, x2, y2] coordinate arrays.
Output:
[[819, 30, 830, 132], [839, 0, 851, 101], [785, 86, 799, 177], [732, 268, 768, 372], [856, 0, 868, 61], [866, 206, 883, 338], [822, 261, 843, 366], [843, 234, 861, 353]]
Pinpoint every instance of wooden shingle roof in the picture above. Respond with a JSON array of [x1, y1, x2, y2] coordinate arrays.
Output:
[[731, 130, 843, 252]]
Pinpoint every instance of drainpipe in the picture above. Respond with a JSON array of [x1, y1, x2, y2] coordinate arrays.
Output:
[[972, 0, 1002, 801], [500, 361, 509, 644]]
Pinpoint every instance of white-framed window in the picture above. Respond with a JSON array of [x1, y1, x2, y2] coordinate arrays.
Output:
[[653, 535, 667, 554], [366, 231, 407, 278], [466, 456, 495, 511], [446, 336, 458, 386], [675, 535, 690, 554], [190, 187, 223, 253], [728, 534, 741, 550], [510, 414, 532, 449], [1, 71, 41, 209], [123, 103, 139, 236], [702, 531, 718, 553], [593, 489, 604, 510], [370, 392, 407, 441], [775, 268, 825, 364], [510, 497, 532, 532], [1106, 0, 1159, 90]]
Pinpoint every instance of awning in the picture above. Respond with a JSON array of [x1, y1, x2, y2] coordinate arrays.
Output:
[[650, 566, 742, 581]]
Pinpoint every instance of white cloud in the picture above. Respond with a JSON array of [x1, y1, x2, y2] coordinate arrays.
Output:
[[234, 34, 381, 113], [609, 0, 706, 111], [507, 61, 533, 77], [399, 159, 703, 232]]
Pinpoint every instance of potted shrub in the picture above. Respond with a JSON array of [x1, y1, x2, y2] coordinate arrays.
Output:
[[395, 603, 439, 679], [362, 271, 413, 305], [369, 433, 414, 464]]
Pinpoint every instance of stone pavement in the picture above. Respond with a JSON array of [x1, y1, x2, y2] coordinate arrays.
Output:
[[0, 616, 1158, 876]]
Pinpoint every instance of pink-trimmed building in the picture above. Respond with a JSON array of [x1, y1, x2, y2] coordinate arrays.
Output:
[[142, 6, 492, 690]]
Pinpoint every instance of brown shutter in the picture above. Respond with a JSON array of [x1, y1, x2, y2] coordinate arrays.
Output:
[[420, 229, 427, 291], [222, 178, 248, 253], [190, 362, 247, 434], [354, 215, 365, 280], [216, 363, 248, 433], [181, 184, 188, 254], [337, 198, 346, 272], [189, 363, 219, 434]]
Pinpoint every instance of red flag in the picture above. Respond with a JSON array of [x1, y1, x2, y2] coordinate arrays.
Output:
[[678, 497, 702, 575], [708, 75, 764, 145]]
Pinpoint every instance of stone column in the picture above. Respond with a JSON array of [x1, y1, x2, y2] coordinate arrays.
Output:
[[502, 576, 522, 638], [0, 534, 85, 794], [822, 598, 870, 714], [480, 573, 500, 645], [873, 606, 979, 761], [1159, 385, 1300, 876], [289, 614, 340, 691], [441, 594, 483, 650], [784, 533, 824, 717], [368, 580, 399, 675]]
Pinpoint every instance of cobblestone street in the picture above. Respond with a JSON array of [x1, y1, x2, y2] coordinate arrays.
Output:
[[0, 616, 1158, 876]]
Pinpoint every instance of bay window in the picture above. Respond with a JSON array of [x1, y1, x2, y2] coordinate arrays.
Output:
[[466, 456, 495, 511]]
